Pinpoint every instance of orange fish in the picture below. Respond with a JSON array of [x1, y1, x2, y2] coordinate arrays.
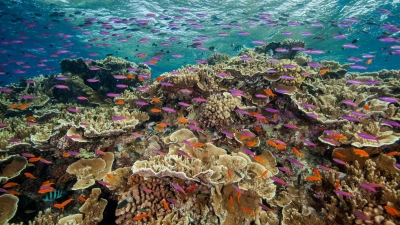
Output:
[[151, 97, 161, 103], [227, 169, 232, 182], [292, 147, 303, 157], [384, 205, 399, 216], [24, 172, 36, 179], [333, 152, 347, 159], [276, 144, 286, 150], [54, 198, 74, 212], [229, 195, 234, 210], [363, 104, 370, 110], [313, 168, 321, 179], [8, 190, 21, 195], [106, 174, 114, 180], [115, 99, 125, 105], [264, 89, 275, 98], [366, 59, 373, 65], [27, 115, 36, 121], [3, 182, 19, 188], [19, 103, 30, 110], [8, 103, 20, 109], [306, 176, 321, 181], [38, 189, 54, 194], [332, 134, 347, 140], [273, 113, 278, 120], [177, 117, 189, 123], [335, 179, 340, 190], [387, 151, 400, 157], [149, 59, 157, 64], [42, 180, 54, 186], [237, 192, 241, 203], [246, 141, 257, 147], [78, 196, 86, 203], [134, 213, 151, 221], [162, 199, 171, 213], [267, 140, 277, 148], [241, 206, 256, 215], [151, 108, 161, 113], [186, 184, 197, 192], [259, 169, 269, 179], [138, 76, 145, 82], [254, 156, 266, 163], [254, 126, 262, 133], [29, 157, 41, 162], [319, 68, 329, 75], [156, 76, 163, 82], [62, 152, 71, 158], [354, 149, 369, 157], [193, 142, 205, 147], [127, 74, 135, 79]]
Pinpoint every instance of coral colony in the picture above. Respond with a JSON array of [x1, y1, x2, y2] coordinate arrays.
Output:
[[0, 3, 400, 225]]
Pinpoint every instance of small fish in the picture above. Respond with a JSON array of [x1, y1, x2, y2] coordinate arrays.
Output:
[[292, 147, 303, 157], [353, 149, 369, 157], [333, 190, 355, 199], [172, 183, 186, 195], [166, 198, 180, 206], [258, 203, 272, 212], [229, 195, 234, 210], [284, 123, 299, 129], [259, 169, 269, 179], [133, 213, 151, 221], [241, 206, 256, 215], [279, 167, 293, 175], [95, 149, 106, 155], [286, 157, 304, 167], [141, 187, 153, 194], [98, 180, 113, 187], [270, 176, 289, 186], [3, 182, 19, 188], [53, 198, 74, 212], [384, 205, 400, 216], [78, 196, 86, 202], [177, 117, 189, 123], [24, 172, 36, 179], [177, 150, 191, 159], [117, 197, 132, 209], [162, 199, 171, 213], [227, 169, 232, 182]]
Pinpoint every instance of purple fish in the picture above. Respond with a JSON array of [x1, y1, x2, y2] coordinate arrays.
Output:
[[0, 188, 8, 193], [160, 82, 174, 87], [342, 100, 358, 107], [270, 176, 288, 186], [265, 108, 279, 113], [280, 75, 295, 80], [275, 89, 290, 94], [162, 107, 176, 113], [300, 103, 316, 109], [55, 85, 69, 89], [333, 190, 355, 199], [255, 94, 268, 98], [87, 78, 100, 83], [178, 102, 191, 107], [135, 101, 149, 106], [113, 75, 127, 79], [342, 44, 358, 49], [286, 157, 305, 167], [188, 125, 201, 131], [241, 131, 256, 138], [382, 120, 400, 128], [67, 151, 81, 156], [279, 167, 293, 175], [360, 183, 377, 193], [232, 185, 244, 194], [357, 133, 379, 142], [116, 84, 128, 88], [77, 96, 88, 101], [183, 140, 195, 148], [307, 62, 322, 67], [283, 64, 296, 69], [193, 97, 207, 103], [378, 97, 398, 103], [177, 150, 191, 159], [166, 198, 180, 206], [67, 108, 81, 113], [236, 109, 249, 115], [172, 183, 186, 195], [333, 158, 347, 166], [304, 141, 316, 147], [242, 148, 256, 157], [350, 65, 367, 70], [107, 93, 120, 97], [354, 211, 372, 222], [318, 165, 332, 171], [112, 116, 126, 121], [284, 124, 299, 129], [346, 80, 364, 85], [258, 203, 272, 212], [342, 115, 360, 122], [307, 113, 320, 119], [221, 130, 234, 138]]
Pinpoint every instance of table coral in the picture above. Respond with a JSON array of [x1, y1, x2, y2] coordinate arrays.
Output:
[[66, 152, 114, 190], [0, 194, 19, 224]]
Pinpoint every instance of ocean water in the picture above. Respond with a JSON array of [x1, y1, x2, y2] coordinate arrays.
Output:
[[0, 0, 399, 84], [1, 1, 400, 225]]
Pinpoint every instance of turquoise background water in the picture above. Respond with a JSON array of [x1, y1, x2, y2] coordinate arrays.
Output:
[[0, 0, 399, 85]]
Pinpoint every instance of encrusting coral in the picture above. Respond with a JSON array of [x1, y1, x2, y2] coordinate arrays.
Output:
[[0, 194, 19, 224]]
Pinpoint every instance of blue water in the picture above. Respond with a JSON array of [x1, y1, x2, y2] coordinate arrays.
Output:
[[0, 0, 399, 85]]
